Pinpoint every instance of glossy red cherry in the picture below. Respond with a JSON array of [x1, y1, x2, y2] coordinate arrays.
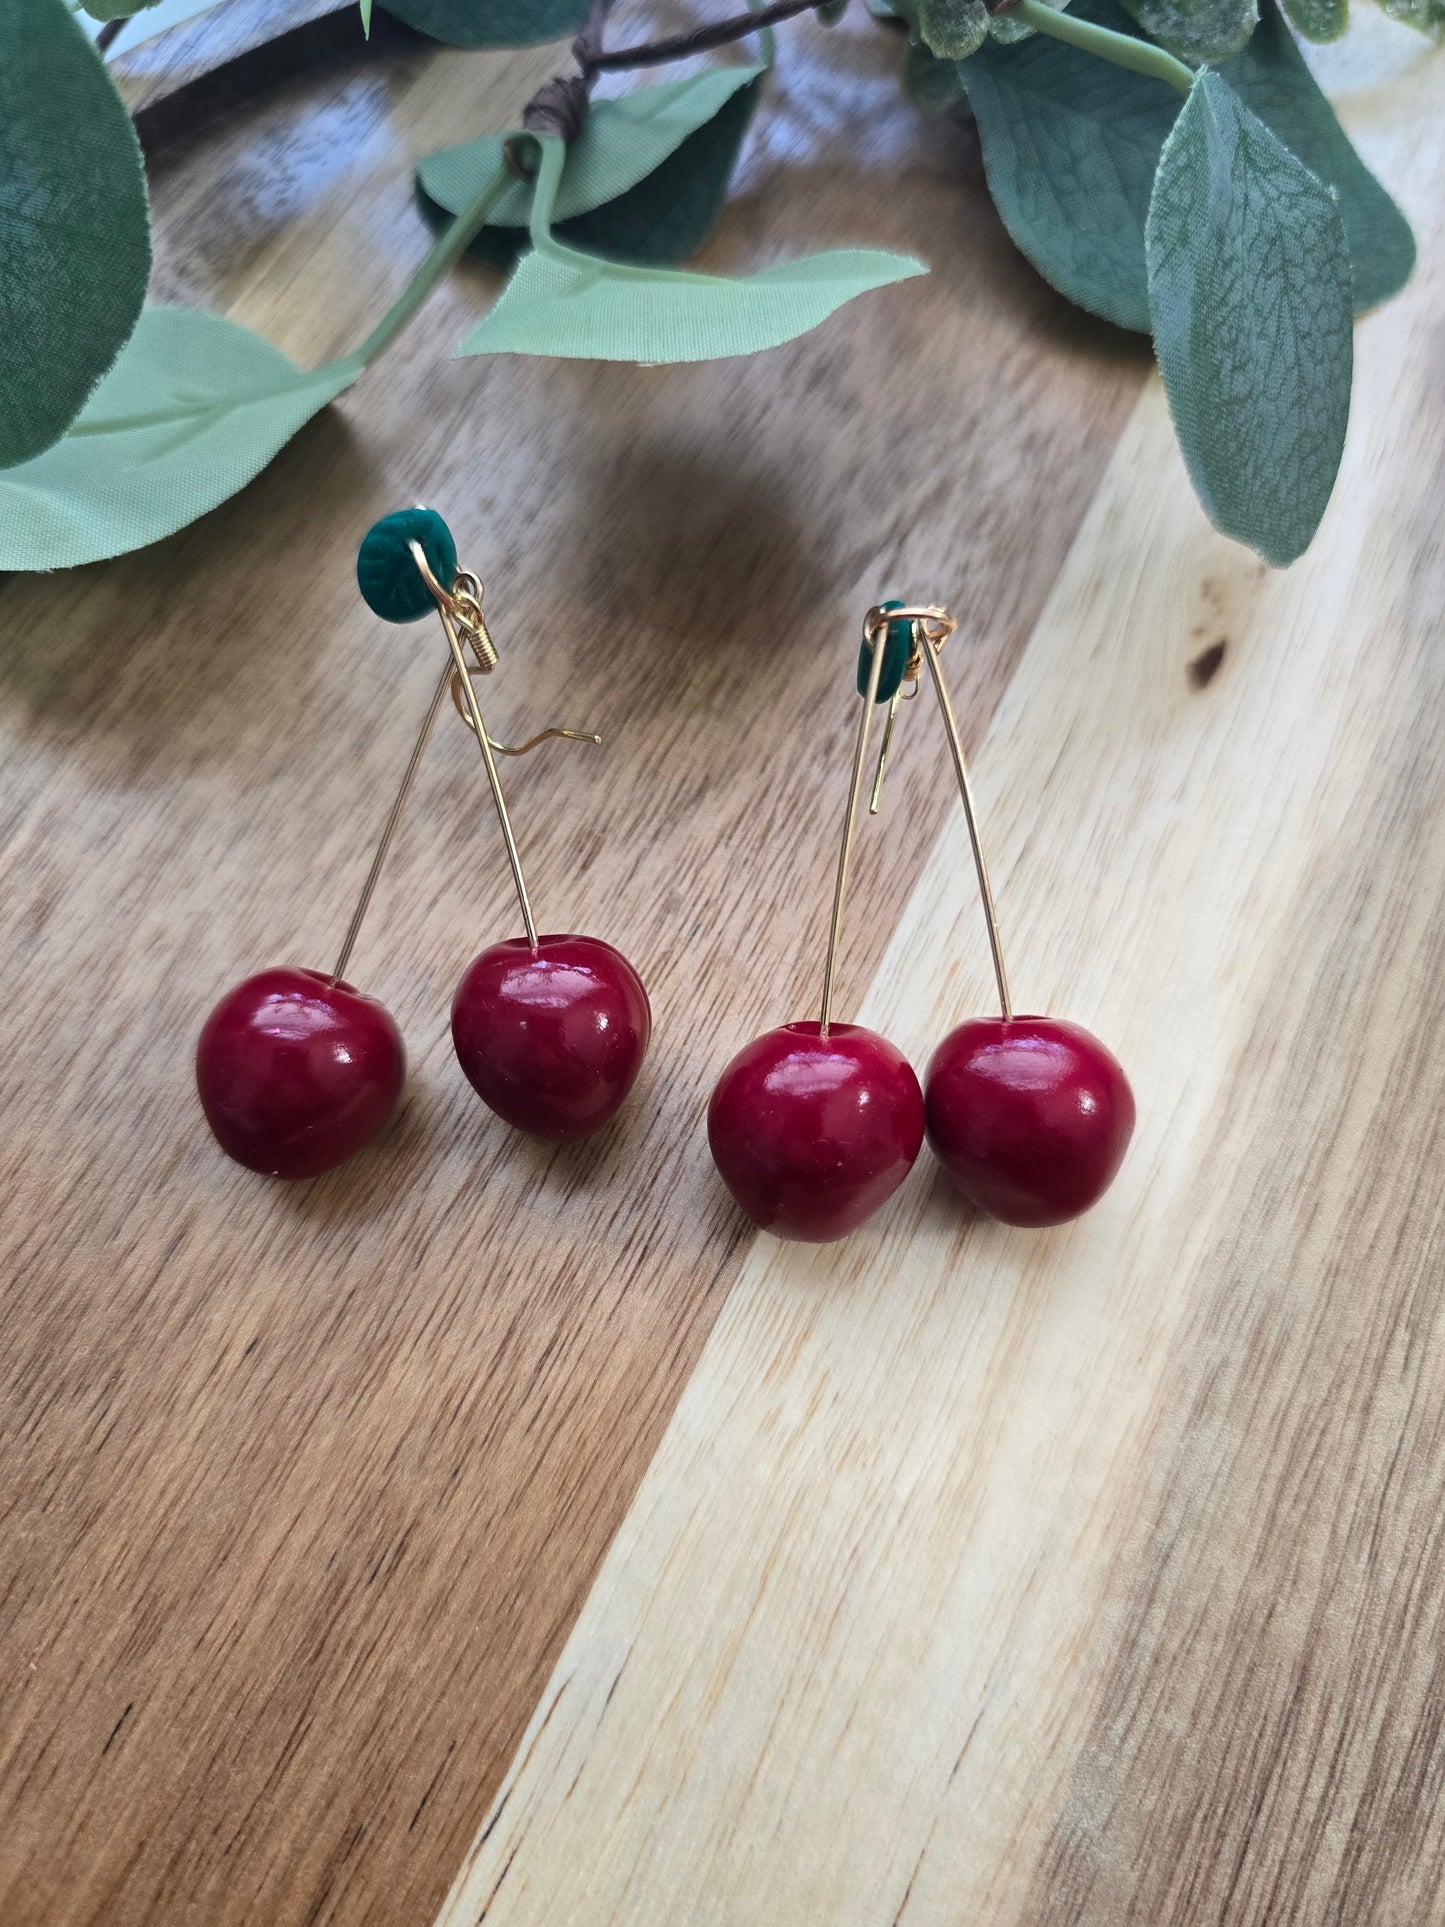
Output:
[[924, 1016, 1134, 1227], [451, 933, 651, 1139], [196, 966, 406, 1179], [708, 1021, 925, 1243]]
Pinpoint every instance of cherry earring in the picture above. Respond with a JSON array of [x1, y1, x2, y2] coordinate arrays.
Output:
[[867, 601, 1135, 1228], [707, 605, 926, 1243], [374, 515, 651, 1140], [196, 506, 649, 1177]]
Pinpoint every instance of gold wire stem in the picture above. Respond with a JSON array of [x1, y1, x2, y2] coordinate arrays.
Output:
[[329, 658, 452, 986], [917, 628, 1013, 1022], [819, 610, 889, 1035], [437, 586, 540, 951]]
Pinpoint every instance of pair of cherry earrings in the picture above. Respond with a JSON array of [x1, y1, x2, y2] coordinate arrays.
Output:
[[707, 603, 1135, 1241], [195, 509, 652, 1178]]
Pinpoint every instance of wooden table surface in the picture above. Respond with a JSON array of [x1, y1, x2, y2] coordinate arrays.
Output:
[[3, 7, 1442, 1923]]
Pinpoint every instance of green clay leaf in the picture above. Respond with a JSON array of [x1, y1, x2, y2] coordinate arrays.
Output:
[[920, 0, 989, 56], [1279, 0, 1345, 37], [0, 307, 361, 572], [377, 0, 588, 45], [457, 245, 926, 363], [1146, 71, 1352, 566], [420, 66, 765, 269], [1, 0, 152, 468], [1118, 0, 1256, 63], [961, 0, 1413, 333]]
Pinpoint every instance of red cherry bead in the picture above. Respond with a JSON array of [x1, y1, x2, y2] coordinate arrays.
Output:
[[196, 966, 406, 1179], [451, 934, 651, 1139], [925, 1016, 1134, 1227], [708, 1022, 925, 1243]]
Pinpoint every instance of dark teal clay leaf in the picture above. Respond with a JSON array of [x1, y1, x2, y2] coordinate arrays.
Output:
[[357, 508, 457, 621], [0, 307, 361, 572], [420, 68, 765, 270], [1279, 0, 1345, 37], [1228, 0, 1413, 307], [0, 0, 152, 468], [962, 0, 1414, 333], [458, 245, 926, 362], [1118, 0, 1256, 64], [857, 603, 913, 702], [1146, 71, 1352, 566], [378, 0, 589, 45], [960, 0, 1179, 331]]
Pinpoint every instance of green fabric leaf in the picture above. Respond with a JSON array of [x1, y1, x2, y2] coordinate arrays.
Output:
[[920, 0, 989, 56], [1, 0, 152, 468], [0, 307, 361, 572], [420, 67, 765, 270], [361, 0, 373, 31], [1146, 71, 1352, 566], [1117, 0, 1255, 63], [1279, 0, 1345, 38], [961, 0, 1413, 333], [457, 245, 926, 362], [377, 0, 589, 45]]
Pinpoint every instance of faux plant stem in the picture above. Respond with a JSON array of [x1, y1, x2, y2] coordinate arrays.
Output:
[[1008, 0, 1195, 94], [351, 159, 513, 367]]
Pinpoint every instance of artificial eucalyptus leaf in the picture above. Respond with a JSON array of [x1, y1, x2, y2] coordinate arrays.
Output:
[[420, 67, 765, 269], [457, 244, 925, 362], [1117, 0, 1255, 63], [82, 0, 162, 19], [920, 0, 989, 56], [377, 0, 588, 44], [0, 307, 361, 572], [1228, 0, 1412, 305], [817, 0, 850, 20], [961, 0, 1413, 332], [988, 0, 1071, 45], [1279, 0, 1345, 36], [903, 38, 969, 110], [0, 0, 151, 469], [1377, 0, 1442, 30], [959, 0, 1178, 330], [1146, 72, 1352, 566]]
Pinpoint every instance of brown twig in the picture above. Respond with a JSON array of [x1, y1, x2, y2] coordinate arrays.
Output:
[[589, 0, 825, 71]]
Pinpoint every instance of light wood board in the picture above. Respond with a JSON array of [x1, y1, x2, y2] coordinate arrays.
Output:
[[437, 30, 1445, 1927], [0, 9, 1146, 1924]]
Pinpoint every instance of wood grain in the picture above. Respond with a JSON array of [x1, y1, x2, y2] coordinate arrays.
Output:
[[437, 30, 1445, 1927], [0, 11, 1144, 1924]]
